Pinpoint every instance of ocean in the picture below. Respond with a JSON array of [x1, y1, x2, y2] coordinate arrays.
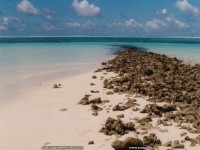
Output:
[[0, 37, 200, 101]]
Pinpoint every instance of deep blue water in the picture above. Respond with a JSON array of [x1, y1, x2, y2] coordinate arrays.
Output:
[[1, 36, 200, 44]]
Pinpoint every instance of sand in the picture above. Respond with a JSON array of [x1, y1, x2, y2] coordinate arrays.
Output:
[[0, 69, 199, 150]]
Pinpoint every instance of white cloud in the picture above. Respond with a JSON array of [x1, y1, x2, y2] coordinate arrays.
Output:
[[41, 24, 56, 31], [165, 16, 190, 29], [0, 25, 7, 30], [162, 9, 168, 15], [175, 0, 199, 15], [157, 9, 168, 15], [125, 19, 135, 26], [146, 8, 190, 31], [17, 0, 39, 15], [65, 22, 81, 28], [146, 15, 190, 31], [174, 20, 190, 28], [72, 0, 100, 16], [146, 19, 167, 30], [46, 15, 53, 21], [124, 19, 143, 27], [2, 17, 12, 25], [2, 17, 20, 25], [83, 20, 96, 29], [65, 20, 95, 29], [112, 19, 143, 29], [165, 16, 173, 22], [41, 8, 54, 21], [0, 16, 25, 31]]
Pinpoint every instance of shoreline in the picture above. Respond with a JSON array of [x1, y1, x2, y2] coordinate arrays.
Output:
[[0, 62, 101, 105], [0, 48, 200, 150]]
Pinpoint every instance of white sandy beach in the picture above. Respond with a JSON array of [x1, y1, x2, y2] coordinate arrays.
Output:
[[0, 69, 199, 150]]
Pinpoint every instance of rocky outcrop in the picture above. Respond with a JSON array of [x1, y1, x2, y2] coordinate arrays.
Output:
[[101, 48, 200, 133], [99, 117, 135, 136], [112, 137, 144, 150]]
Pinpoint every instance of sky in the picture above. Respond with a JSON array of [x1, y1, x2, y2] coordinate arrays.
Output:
[[0, 0, 200, 36]]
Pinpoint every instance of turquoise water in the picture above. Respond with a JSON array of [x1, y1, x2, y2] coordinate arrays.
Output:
[[0, 37, 200, 101], [0, 41, 114, 101], [0, 42, 113, 79], [0, 37, 200, 83], [125, 42, 200, 64]]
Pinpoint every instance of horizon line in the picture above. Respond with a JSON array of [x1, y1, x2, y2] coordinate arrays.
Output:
[[0, 36, 199, 38]]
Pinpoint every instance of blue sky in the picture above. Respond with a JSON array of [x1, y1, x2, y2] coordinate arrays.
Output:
[[0, 0, 200, 36]]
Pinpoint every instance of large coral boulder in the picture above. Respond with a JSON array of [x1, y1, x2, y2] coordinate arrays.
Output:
[[112, 137, 144, 150]]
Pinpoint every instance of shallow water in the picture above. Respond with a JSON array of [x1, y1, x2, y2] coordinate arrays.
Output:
[[0, 43, 113, 79], [132, 42, 200, 64], [0, 37, 200, 86], [0, 41, 114, 102]]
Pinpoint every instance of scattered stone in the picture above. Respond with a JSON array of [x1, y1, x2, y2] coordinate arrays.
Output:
[[180, 140, 185, 143], [91, 104, 103, 111], [141, 131, 148, 135], [53, 84, 61, 88], [180, 132, 187, 137], [125, 99, 136, 108], [162, 104, 177, 112], [112, 104, 127, 111], [135, 131, 140, 135], [143, 133, 161, 147], [106, 91, 114, 95], [163, 141, 172, 147], [163, 122, 172, 126], [102, 100, 110, 104], [112, 137, 144, 150], [94, 68, 102, 72], [99, 117, 135, 136], [116, 114, 124, 118], [140, 104, 176, 117], [101, 49, 200, 135], [132, 107, 139, 111], [124, 122, 136, 131], [137, 122, 153, 130], [59, 108, 67, 111], [78, 94, 90, 105], [196, 135, 200, 144], [53, 84, 58, 88], [102, 62, 107, 65], [138, 116, 152, 123], [159, 129, 168, 133], [91, 90, 99, 93], [92, 75, 97, 79], [44, 142, 50, 145], [173, 140, 184, 149], [103, 79, 109, 87], [88, 141, 94, 145], [156, 119, 163, 126], [190, 140, 196, 147], [92, 111, 98, 116], [78, 47, 200, 147], [90, 97, 102, 104]]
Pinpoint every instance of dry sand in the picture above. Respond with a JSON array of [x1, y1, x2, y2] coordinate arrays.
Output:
[[0, 69, 199, 150]]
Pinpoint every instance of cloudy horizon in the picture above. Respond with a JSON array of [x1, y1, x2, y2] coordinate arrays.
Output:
[[0, 0, 200, 36]]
